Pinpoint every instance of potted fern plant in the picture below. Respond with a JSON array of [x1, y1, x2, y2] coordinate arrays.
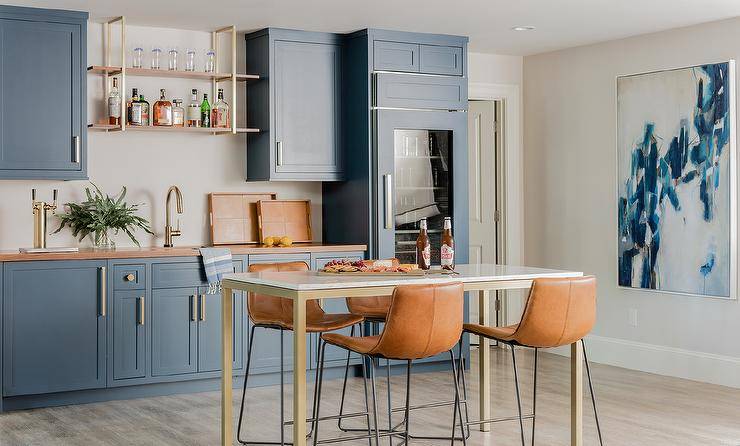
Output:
[[54, 183, 154, 249]]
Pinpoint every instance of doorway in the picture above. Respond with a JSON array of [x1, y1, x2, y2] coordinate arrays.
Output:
[[468, 99, 504, 337]]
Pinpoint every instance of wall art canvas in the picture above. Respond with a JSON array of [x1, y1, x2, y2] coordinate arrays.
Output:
[[617, 61, 736, 298]]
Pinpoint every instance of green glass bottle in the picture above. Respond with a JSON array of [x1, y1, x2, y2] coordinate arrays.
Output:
[[200, 93, 211, 128]]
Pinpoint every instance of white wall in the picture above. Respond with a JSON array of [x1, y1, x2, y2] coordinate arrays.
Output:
[[469, 52, 522, 86], [0, 23, 324, 251], [523, 17, 740, 387]]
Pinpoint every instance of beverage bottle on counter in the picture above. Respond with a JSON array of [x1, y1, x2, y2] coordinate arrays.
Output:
[[200, 93, 211, 128], [416, 218, 431, 270], [108, 77, 121, 125], [139, 94, 150, 126], [171, 99, 185, 127], [212, 88, 229, 128], [187, 89, 201, 127], [441, 217, 455, 270], [127, 88, 142, 126], [153, 89, 172, 126]]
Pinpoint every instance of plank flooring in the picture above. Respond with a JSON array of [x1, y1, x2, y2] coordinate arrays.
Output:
[[1, 347, 740, 445]]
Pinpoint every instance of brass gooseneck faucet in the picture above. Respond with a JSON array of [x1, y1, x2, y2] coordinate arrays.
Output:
[[164, 185, 183, 247], [32, 189, 57, 249]]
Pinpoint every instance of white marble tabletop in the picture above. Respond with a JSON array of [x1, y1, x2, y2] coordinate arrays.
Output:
[[222, 264, 583, 291]]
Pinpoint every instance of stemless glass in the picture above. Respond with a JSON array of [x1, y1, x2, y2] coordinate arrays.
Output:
[[150, 46, 162, 70], [185, 48, 196, 71], [132, 44, 144, 68], [204, 49, 216, 73], [168, 47, 178, 71]]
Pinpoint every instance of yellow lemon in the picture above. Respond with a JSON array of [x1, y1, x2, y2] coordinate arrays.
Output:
[[263, 236, 275, 247], [279, 236, 293, 247]]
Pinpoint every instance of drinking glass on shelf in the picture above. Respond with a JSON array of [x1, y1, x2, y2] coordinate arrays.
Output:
[[132, 44, 144, 68], [204, 49, 216, 73], [150, 46, 162, 70], [185, 48, 196, 71], [168, 47, 178, 71]]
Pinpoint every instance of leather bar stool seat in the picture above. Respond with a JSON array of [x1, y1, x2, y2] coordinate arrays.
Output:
[[344, 258, 398, 321]]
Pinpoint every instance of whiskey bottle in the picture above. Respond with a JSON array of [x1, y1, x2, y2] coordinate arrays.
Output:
[[153, 88, 172, 126], [139, 94, 150, 126], [108, 77, 121, 125], [127, 88, 142, 126], [212, 88, 229, 128], [172, 99, 185, 127], [200, 93, 211, 128], [187, 89, 200, 127]]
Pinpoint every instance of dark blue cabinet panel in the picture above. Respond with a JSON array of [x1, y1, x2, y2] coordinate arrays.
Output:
[[152, 261, 207, 289], [2, 260, 105, 396], [373, 41, 419, 72], [246, 29, 343, 181], [197, 288, 244, 373], [375, 72, 467, 110], [151, 288, 198, 376], [420, 44, 463, 76], [112, 290, 145, 380], [0, 6, 87, 179]]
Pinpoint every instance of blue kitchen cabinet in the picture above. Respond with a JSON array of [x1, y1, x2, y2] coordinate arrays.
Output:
[[197, 286, 245, 373], [245, 29, 343, 181], [112, 289, 146, 380], [0, 6, 87, 180], [2, 260, 106, 396], [151, 287, 198, 376]]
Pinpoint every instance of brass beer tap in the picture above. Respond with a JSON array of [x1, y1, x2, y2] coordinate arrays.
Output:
[[31, 189, 57, 249]]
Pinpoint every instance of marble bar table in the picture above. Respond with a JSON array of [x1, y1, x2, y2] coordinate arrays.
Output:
[[219, 264, 585, 446]]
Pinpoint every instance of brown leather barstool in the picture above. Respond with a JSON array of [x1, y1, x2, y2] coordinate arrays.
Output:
[[236, 262, 365, 446], [463, 276, 603, 446], [315, 282, 468, 446]]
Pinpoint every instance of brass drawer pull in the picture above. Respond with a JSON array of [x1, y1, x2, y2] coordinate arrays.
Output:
[[191, 295, 197, 321], [99, 266, 107, 316], [124, 273, 136, 282], [200, 294, 206, 321], [137, 296, 145, 325]]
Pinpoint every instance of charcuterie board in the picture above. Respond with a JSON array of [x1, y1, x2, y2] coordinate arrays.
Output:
[[318, 268, 457, 277]]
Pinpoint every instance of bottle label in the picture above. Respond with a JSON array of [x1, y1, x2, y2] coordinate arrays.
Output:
[[130, 104, 142, 125], [212, 109, 227, 128], [420, 245, 431, 268], [108, 98, 121, 118], [441, 244, 454, 267], [187, 106, 200, 122]]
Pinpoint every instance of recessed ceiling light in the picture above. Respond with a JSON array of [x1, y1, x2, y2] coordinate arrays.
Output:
[[512, 26, 536, 31]]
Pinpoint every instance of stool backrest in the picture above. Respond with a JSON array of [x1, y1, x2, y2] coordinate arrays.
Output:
[[345, 259, 399, 317], [371, 282, 464, 360], [247, 262, 323, 322], [514, 276, 596, 348]]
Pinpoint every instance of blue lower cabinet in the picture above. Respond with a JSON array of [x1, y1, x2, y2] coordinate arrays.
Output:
[[197, 288, 244, 372], [151, 288, 198, 376], [112, 290, 146, 380], [2, 260, 106, 396]]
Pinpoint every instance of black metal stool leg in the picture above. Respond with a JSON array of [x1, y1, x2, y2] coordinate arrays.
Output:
[[362, 355, 374, 446], [237, 325, 257, 444], [582, 339, 604, 446], [511, 346, 526, 446], [386, 357, 393, 446], [308, 336, 325, 439], [337, 324, 357, 432], [449, 350, 467, 446], [457, 339, 471, 439], [369, 356, 382, 446], [403, 360, 412, 446], [531, 348, 538, 446]]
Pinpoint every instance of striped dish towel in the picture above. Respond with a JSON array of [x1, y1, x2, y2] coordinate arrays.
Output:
[[199, 247, 233, 294]]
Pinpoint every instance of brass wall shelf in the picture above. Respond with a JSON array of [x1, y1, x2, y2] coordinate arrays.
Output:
[[87, 17, 255, 135]]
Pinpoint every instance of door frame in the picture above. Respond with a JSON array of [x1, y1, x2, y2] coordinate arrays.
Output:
[[469, 82, 524, 325]]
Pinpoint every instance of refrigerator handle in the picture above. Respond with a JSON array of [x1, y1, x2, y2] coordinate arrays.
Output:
[[384, 174, 393, 229]]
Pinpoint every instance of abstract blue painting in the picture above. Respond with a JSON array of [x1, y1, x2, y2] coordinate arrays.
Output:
[[617, 61, 736, 298]]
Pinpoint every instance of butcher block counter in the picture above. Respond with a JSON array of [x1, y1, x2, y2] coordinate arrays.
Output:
[[0, 243, 366, 262]]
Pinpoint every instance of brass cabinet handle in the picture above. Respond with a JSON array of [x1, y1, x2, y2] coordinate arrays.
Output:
[[99, 266, 107, 316], [137, 296, 145, 325], [191, 295, 197, 321], [200, 294, 206, 321], [384, 174, 393, 229], [124, 273, 136, 282]]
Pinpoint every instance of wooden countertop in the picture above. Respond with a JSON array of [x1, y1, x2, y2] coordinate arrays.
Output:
[[0, 243, 367, 262]]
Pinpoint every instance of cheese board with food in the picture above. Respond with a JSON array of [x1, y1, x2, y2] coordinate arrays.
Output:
[[318, 259, 456, 276]]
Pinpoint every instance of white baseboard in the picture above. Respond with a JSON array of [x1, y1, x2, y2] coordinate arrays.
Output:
[[546, 334, 740, 389]]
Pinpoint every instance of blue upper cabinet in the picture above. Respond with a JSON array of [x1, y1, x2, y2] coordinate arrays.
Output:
[[246, 29, 343, 181], [0, 6, 87, 180]]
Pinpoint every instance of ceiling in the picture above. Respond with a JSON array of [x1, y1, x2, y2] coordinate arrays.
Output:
[[7, 0, 740, 55]]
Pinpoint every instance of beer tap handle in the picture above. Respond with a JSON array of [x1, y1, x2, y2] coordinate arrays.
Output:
[[31, 188, 37, 202], [52, 189, 58, 207]]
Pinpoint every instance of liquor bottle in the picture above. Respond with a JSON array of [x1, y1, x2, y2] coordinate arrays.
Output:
[[211, 88, 229, 128], [153, 88, 172, 126], [171, 99, 185, 127], [441, 217, 455, 270], [200, 93, 211, 128], [127, 88, 142, 126], [416, 218, 431, 270], [139, 94, 150, 126], [108, 77, 121, 125], [187, 89, 200, 127]]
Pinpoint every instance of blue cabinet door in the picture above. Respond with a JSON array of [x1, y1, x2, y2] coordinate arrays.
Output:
[[2, 260, 106, 396], [273, 39, 343, 178], [151, 288, 198, 376], [0, 8, 87, 179], [197, 288, 244, 373], [112, 290, 146, 380]]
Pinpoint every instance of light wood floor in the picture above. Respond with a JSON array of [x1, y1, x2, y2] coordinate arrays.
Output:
[[2, 347, 740, 445]]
